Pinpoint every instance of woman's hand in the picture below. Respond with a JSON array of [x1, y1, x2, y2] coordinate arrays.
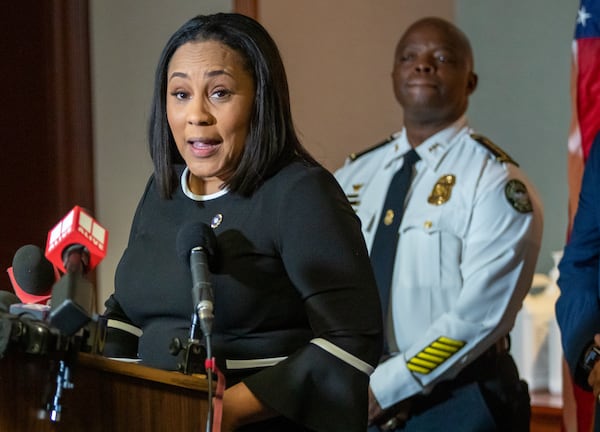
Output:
[[368, 386, 412, 430], [220, 382, 276, 431]]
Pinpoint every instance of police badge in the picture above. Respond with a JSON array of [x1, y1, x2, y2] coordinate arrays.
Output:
[[428, 175, 456, 205]]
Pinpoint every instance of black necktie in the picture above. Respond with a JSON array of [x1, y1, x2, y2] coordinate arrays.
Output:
[[370, 148, 420, 323]]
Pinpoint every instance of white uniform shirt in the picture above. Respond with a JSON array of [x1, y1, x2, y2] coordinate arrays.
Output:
[[334, 116, 543, 409]]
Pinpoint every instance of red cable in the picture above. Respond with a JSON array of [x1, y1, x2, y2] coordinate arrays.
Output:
[[205, 358, 226, 432]]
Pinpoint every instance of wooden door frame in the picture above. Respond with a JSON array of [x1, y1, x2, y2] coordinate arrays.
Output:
[[46, 0, 95, 214], [234, 0, 258, 19]]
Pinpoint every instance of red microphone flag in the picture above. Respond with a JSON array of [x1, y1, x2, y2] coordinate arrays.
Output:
[[45, 206, 108, 273]]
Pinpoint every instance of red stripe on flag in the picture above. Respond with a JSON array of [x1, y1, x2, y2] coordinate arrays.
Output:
[[576, 38, 600, 161]]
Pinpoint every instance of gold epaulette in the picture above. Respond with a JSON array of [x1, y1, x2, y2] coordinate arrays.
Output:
[[348, 135, 394, 162], [470, 133, 518, 167]]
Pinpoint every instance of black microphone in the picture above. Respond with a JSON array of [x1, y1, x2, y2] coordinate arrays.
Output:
[[6, 245, 57, 320], [47, 260, 94, 336], [175, 223, 218, 432], [11, 244, 56, 300], [176, 222, 217, 337]]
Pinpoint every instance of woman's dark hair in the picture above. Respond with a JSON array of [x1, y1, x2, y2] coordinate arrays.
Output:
[[148, 12, 318, 198]]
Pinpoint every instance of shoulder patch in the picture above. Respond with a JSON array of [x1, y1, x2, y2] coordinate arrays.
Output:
[[470, 133, 518, 167], [348, 135, 394, 162], [505, 179, 533, 213]]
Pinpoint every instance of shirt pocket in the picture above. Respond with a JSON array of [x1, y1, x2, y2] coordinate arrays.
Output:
[[400, 207, 465, 307]]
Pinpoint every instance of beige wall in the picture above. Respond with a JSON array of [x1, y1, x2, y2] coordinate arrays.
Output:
[[456, 0, 575, 275], [259, 0, 454, 171]]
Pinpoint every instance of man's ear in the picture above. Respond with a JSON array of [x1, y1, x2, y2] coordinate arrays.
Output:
[[467, 72, 478, 94]]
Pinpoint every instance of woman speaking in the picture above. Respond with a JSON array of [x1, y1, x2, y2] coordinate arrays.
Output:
[[102, 12, 383, 432]]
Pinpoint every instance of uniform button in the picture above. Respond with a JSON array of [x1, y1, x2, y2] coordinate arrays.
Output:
[[424, 220, 432, 229]]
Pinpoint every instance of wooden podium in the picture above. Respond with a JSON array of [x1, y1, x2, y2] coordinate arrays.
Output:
[[0, 347, 562, 431], [0, 350, 210, 432]]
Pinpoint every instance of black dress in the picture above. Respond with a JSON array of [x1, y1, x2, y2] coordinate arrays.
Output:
[[105, 161, 383, 431]]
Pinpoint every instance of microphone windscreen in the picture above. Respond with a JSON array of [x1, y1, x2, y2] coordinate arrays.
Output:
[[12, 244, 56, 296], [0, 290, 21, 313], [175, 222, 217, 264]]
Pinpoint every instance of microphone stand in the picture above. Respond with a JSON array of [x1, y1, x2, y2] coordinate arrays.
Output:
[[190, 246, 216, 432], [171, 238, 220, 431], [47, 356, 74, 422], [42, 327, 80, 423], [169, 305, 216, 432], [44, 247, 90, 422], [170, 313, 205, 375], [197, 300, 215, 432]]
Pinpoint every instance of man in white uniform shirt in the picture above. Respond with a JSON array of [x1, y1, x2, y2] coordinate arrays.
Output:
[[335, 17, 543, 431]]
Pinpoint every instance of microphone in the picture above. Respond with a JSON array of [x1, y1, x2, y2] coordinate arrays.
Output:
[[176, 222, 217, 337], [5, 245, 58, 319], [45, 206, 109, 335], [175, 223, 219, 432], [7, 244, 58, 304], [45, 206, 108, 274]]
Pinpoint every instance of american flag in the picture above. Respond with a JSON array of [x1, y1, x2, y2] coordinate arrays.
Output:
[[567, 0, 600, 233], [564, 2, 600, 430]]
